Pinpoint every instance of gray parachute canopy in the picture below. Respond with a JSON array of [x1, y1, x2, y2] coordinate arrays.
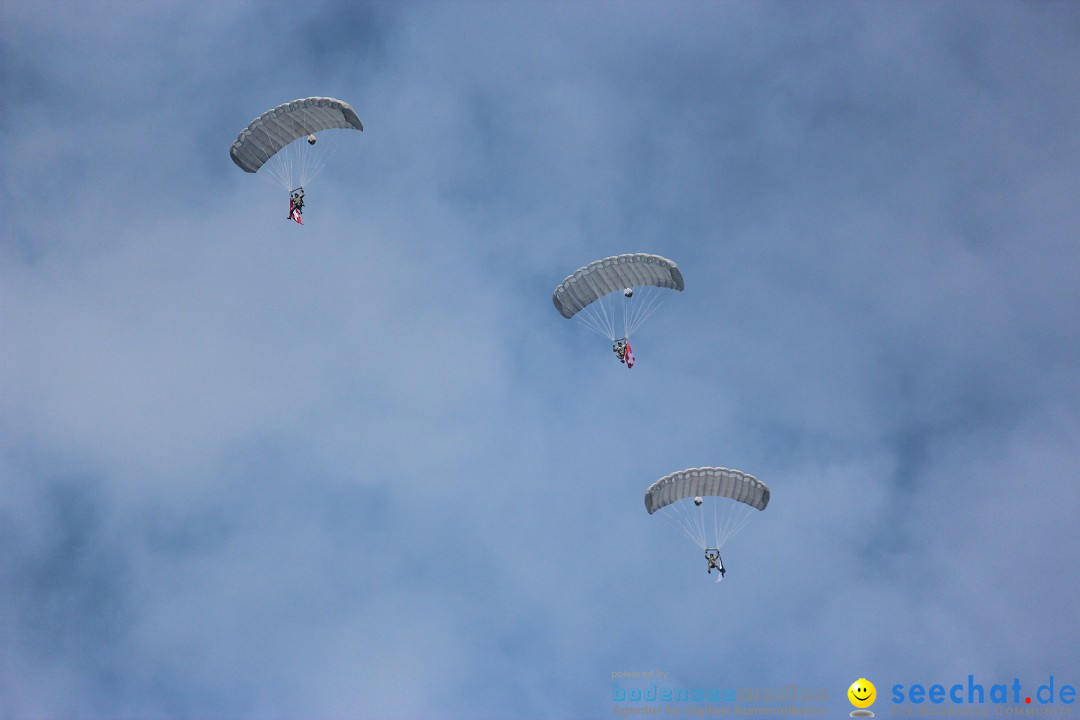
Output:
[[552, 254, 684, 319], [644, 467, 770, 515], [230, 97, 363, 173]]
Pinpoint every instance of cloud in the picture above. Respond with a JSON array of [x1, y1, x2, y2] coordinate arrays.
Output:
[[3, 1, 1079, 717]]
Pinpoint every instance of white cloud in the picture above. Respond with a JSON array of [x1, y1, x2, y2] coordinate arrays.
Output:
[[3, 1, 1079, 717]]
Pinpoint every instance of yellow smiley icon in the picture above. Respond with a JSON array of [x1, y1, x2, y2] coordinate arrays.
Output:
[[848, 678, 876, 709]]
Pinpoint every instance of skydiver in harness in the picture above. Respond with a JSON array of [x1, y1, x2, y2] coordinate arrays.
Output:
[[705, 548, 725, 578], [288, 186, 305, 224], [612, 337, 634, 368], [613, 338, 627, 362]]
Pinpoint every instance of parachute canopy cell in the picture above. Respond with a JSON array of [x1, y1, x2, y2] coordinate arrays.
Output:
[[644, 467, 770, 515], [230, 97, 363, 173], [552, 254, 684, 319]]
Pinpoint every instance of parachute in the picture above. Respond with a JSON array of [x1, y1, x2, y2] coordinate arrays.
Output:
[[552, 253, 684, 343], [230, 97, 363, 192], [645, 467, 769, 554]]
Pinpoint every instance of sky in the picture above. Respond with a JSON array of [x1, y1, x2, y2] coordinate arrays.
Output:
[[2, 1, 1079, 718]]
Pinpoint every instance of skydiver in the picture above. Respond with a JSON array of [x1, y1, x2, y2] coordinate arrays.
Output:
[[289, 186, 305, 223], [705, 549, 725, 578], [613, 338, 627, 363]]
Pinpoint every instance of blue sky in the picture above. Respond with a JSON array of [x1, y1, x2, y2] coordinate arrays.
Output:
[[2, 1, 1079, 718]]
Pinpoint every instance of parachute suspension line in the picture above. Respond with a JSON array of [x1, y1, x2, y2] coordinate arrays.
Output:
[[254, 139, 337, 193], [576, 293, 616, 340], [597, 293, 617, 340], [620, 287, 641, 339], [295, 138, 310, 186], [287, 149, 299, 190], [299, 144, 337, 188], [633, 291, 667, 337], [660, 500, 759, 553], [258, 148, 293, 192], [576, 304, 614, 340], [712, 504, 756, 550], [278, 141, 299, 191], [662, 501, 708, 549], [663, 509, 702, 549], [260, 140, 302, 192], [286, 138, 317, 189], [624, 286, 668, 339], [576, 300, 615, 340], [295, 138, 313, 187], [713, 502, 719, 550], [621, 287, 641, 339]]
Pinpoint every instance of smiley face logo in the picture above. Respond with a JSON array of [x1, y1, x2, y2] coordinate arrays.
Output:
[[848, 678, 876, 709]]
